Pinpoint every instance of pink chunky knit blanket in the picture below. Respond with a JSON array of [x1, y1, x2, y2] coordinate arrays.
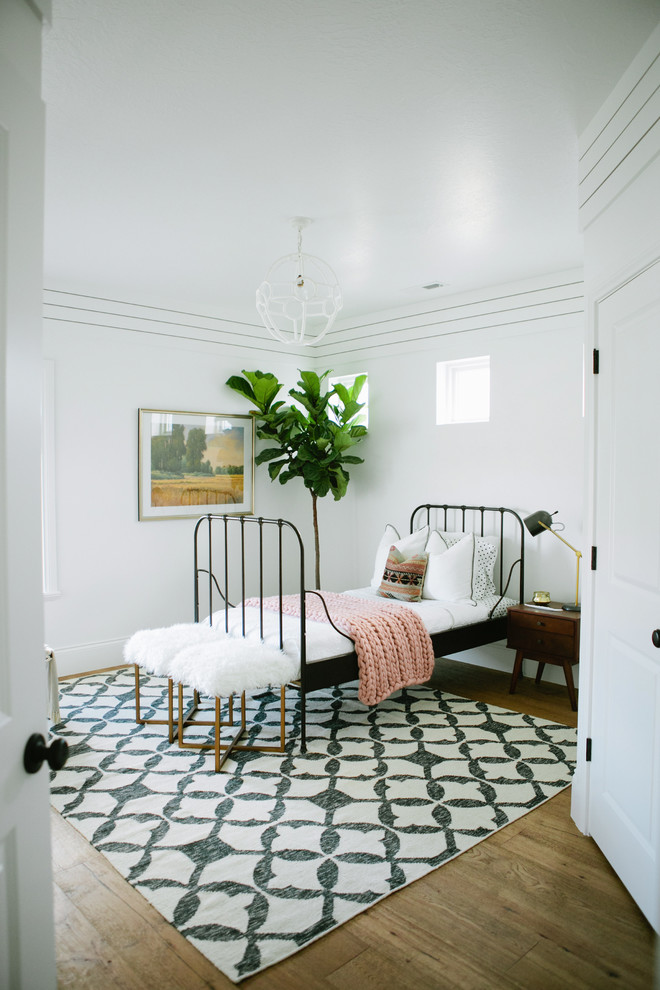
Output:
[[244, 591, 435, 706]]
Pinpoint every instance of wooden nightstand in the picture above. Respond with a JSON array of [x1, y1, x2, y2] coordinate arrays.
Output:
[[507, 603, 580, 710]]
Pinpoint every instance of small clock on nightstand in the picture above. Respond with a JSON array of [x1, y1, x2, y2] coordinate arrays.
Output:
[[507, 602, 580, 710]]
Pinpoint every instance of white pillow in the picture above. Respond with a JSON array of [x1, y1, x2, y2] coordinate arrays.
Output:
[[425, 530, 449, 557], [428, 530, 498, 598], [370, 525, 429, 589], [423, 532, 476, 601]]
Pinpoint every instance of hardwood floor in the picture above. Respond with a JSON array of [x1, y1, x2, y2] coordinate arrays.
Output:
[[52, 660, 657, 989]]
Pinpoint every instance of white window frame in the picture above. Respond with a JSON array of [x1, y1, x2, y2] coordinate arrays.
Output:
[[436, 355, 490, 425]]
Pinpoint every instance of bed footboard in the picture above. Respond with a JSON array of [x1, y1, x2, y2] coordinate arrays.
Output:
[[193, 514, 315, 748]]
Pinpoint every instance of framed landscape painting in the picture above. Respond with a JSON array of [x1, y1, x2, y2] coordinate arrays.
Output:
[[138, 409, 254, 520]]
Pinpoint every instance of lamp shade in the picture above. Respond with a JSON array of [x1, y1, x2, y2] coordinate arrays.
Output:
[[524, 510, 554, 537]]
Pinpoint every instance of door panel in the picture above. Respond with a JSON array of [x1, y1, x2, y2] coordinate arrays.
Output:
[[0, 2, 57, 987], [590, 261, 660, 930], [603, 637, 656, 840], [611, 304, 660, 591]]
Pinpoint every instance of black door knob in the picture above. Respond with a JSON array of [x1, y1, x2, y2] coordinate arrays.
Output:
[[653, 630, 660, 649], [23, 733, 69, 774]]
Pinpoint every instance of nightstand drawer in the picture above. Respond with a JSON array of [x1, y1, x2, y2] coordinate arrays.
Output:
[[507, 627, 575, 658], [509, 610, 575, 637]]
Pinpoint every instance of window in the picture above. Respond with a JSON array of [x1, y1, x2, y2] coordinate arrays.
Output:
[[328, 372, 369, 427], [436, 355, 490, 425]]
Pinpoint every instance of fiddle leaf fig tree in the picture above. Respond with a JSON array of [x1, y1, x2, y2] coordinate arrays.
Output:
[[226, 369, 367, 589]]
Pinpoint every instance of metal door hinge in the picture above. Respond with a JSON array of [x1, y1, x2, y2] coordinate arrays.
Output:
[[591, 546, 598, 570], [593, 349, 600, 374], [586, 737, 592, 762]]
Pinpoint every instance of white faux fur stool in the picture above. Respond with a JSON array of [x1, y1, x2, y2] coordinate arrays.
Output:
[[168, 636, 300, 772], [124, 622, 225, 742]]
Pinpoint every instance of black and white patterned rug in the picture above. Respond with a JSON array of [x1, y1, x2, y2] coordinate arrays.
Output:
[[50, 669, 577, 983]]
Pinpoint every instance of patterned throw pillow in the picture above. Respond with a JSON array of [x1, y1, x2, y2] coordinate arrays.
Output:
[[370, 525, 429, 589], [377, 547, 429, 602]]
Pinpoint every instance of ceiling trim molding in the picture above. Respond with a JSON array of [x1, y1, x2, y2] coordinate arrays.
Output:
[[579, 24, 660, 229], [315, 272, 585, 360], [43, 271, 585, 361], [42, 289, 310, 357]]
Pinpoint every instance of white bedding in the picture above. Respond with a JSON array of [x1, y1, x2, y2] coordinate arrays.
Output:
[[210, 589, 516, 665]]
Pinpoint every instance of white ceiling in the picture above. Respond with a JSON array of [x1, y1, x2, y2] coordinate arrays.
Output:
[[41, 0, 660, 328]]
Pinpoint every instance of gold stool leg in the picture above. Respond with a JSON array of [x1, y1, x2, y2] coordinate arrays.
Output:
[[213, 692, 247, 772], [230, 686, 287, 755], [134, 663, 141, 722], [178, 681, 184, 746], [135, 664, 174, 732], [215, 697, 222, 773], [279, 685, 286, 751]]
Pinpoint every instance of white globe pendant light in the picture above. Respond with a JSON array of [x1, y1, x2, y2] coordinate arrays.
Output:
[[256, 217, 342, 345]]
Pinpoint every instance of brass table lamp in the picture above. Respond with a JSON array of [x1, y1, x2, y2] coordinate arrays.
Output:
[[524, 510, 581, 612]]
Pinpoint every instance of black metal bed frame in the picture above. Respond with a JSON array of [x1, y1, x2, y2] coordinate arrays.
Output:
[[193, 504, 525, 750]]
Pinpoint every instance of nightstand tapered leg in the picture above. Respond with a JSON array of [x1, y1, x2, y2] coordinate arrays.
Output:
[[535, 662, 546, 684], [562, 661, 578, 711], [509, 650, 524, 694]]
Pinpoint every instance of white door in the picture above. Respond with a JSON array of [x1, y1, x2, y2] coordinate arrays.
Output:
[[589, 259, 660, 931], [0, 1, 58, 987]]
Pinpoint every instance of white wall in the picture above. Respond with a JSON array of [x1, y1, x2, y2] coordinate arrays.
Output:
[[319, 271, 586, 679], [42, 296, 315, 674], [348, 324, 585, 585], [44, 272, 586, 685]]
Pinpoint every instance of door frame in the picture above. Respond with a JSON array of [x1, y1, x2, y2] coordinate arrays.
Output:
[[0, 1, 56, 987], [572, 245, 660, 840]]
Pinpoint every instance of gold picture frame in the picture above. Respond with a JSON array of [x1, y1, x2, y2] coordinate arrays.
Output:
[[138, 409, 254, 520]]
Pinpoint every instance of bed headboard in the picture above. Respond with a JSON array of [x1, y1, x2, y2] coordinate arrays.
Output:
[[409, 503, 525, 605], [193, 504, 525, 630]]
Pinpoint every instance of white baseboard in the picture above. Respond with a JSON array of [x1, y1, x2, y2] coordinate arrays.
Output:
[[52, 637, 127, 677]]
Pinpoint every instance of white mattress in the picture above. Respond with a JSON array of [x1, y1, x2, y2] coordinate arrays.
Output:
[[210, 589, 516, 665]]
